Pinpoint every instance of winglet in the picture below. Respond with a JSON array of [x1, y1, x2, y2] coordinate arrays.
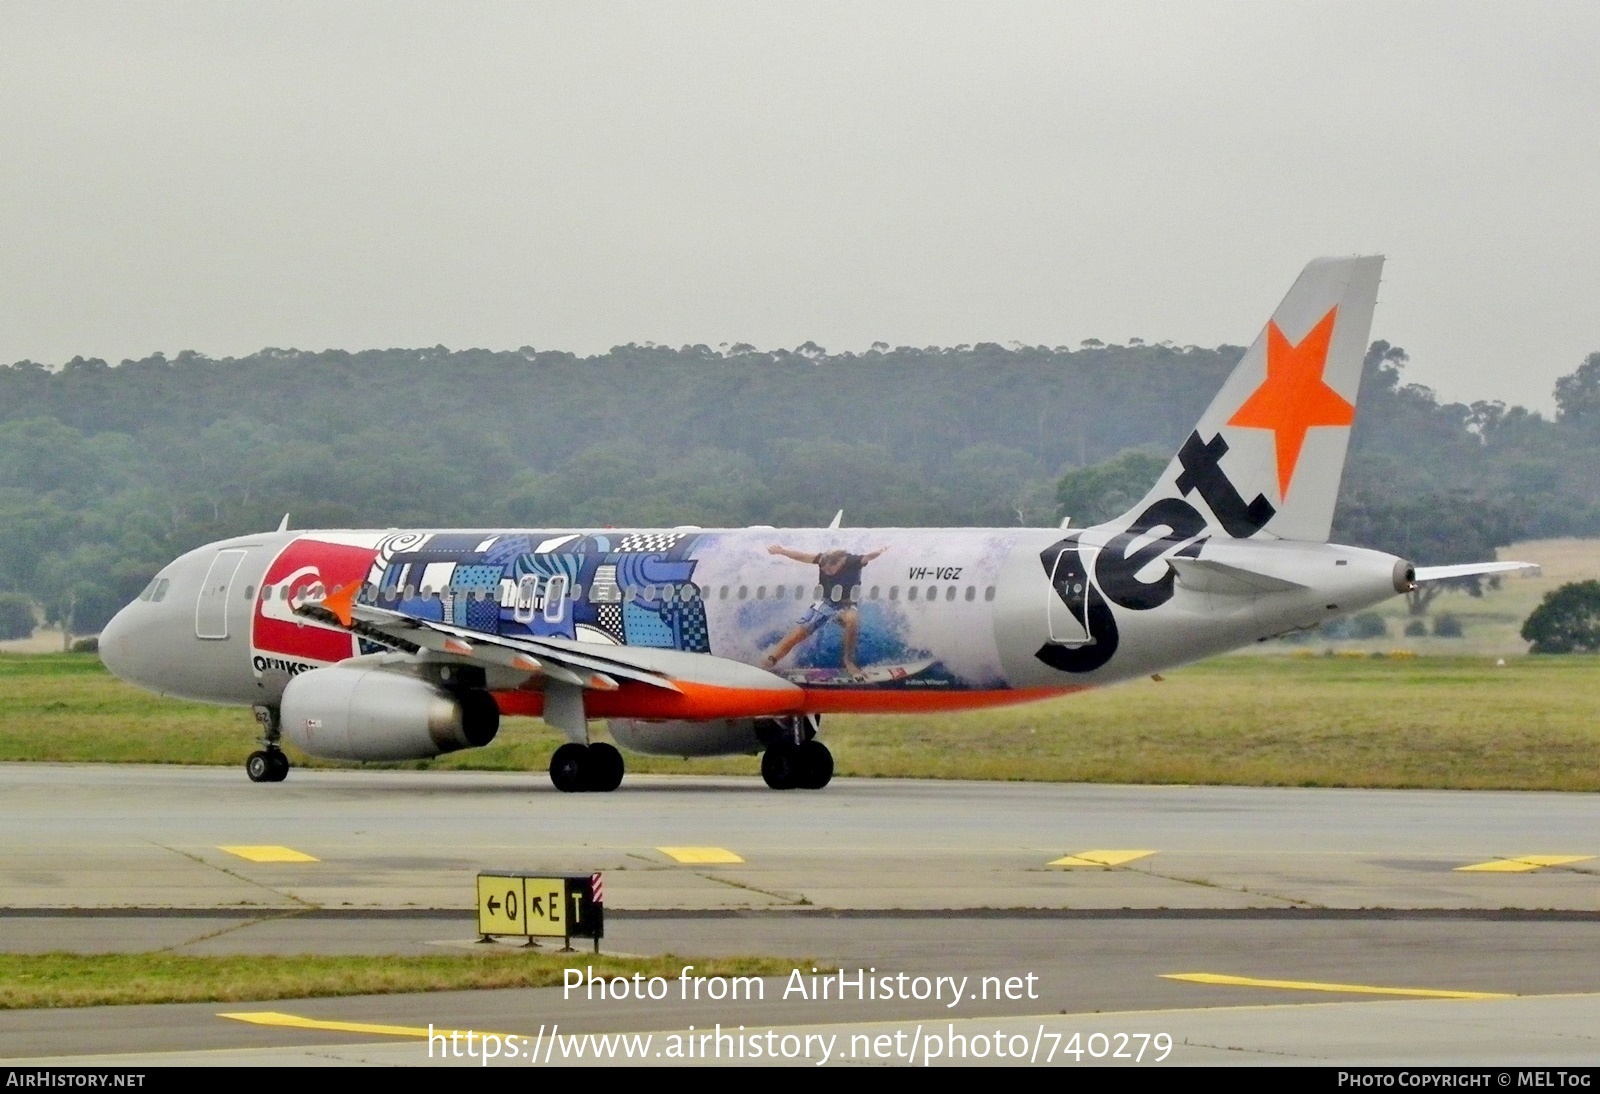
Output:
[[321, 582, 360, 627], [828, 509, 844, 529]]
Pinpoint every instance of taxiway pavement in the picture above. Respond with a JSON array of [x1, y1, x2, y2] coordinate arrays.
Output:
[[2, 763, 1597, 1066]]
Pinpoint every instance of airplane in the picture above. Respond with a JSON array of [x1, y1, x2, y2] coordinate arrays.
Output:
[[97, 256, 1531, 792]]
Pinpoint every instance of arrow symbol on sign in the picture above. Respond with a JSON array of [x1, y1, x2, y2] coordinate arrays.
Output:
[[487, 896, 501, 913]]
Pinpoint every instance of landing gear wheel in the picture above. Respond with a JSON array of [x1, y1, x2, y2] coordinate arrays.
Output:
[[550, 743, 589, 793], [586, 743, 625, 792], [761, 744, 800, 790], [247, 749, 290, 783], [797, 740, 833, 789]]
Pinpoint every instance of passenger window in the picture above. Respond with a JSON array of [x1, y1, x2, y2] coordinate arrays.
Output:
[[572, 584, 584, 601], [926, 586, 936, 601], [243, 585, 255, 600], [756, 586, 766, 600], [682, 584, 699, 601], [888, 586, 899, 601], [907, 586, 918, 602], [829, 585, 842, 603], [869, 585, 880, 600], [812, 585, 823, 601], [964, 586, 976, 602], [719, 586, 730, 600], [850, 585, 862, 602], [984, 586, 996, 601], [642, 584, 657, 601], [737, 586, 748, 600], [945, 586, 956, 601]]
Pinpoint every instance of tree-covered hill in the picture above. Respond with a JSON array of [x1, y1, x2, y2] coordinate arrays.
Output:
[[2, 339, 1597, 634]]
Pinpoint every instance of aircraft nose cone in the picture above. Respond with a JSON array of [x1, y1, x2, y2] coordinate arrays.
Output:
[[97, 604, 142, 685]]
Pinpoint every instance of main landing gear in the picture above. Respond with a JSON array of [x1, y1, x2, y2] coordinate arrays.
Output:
[[549, 742, 625, 793], [761, 740, 833, 790], [246, 705, 290, 783], [758, 715, 833, 790]]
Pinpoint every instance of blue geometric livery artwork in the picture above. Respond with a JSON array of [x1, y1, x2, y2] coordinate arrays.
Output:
[[362, 530, 710, 653]]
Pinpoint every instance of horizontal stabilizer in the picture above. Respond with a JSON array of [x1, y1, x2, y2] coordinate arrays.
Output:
[[1169, 557, 1308, 596], [1413, 561, 1538, 583]]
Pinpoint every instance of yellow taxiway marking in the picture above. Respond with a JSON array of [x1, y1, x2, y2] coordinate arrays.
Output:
[[217, 845, 320, 863], [1049, 849, 1156, 868], [658, 846, 744, 864], [218, 1011, 516, 1039], [1162, 972, 1512, 1000], [1455, 854, 1593, 873]]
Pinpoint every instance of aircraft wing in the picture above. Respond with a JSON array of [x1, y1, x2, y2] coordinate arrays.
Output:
[[1413, 561, 1539, 583], [295, 586, 800, 701]]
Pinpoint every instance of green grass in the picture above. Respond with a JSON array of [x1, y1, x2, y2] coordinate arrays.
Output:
[[5, 650, 1600, 790], [0, 951, 806, 1010]]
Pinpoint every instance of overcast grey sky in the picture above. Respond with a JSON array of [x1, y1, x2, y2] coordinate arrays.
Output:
[[3, 2, 1597, 412]]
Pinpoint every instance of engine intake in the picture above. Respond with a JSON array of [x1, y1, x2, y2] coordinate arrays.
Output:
[[281, 664, 499, 761]]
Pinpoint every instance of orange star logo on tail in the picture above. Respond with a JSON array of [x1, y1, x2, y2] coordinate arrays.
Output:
[[1226, 307, 1353, 499]]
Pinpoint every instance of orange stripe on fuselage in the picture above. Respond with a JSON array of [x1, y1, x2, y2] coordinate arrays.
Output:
[[493, 679, 801, 721], [490, 681, 1079, 721]]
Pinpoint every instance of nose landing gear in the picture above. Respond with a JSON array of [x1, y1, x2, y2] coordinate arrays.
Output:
[[246, 705, 290, 783], [246, 748, 290, 783]]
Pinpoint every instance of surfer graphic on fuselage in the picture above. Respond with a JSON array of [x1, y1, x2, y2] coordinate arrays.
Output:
[[762, 544, 889, 675]]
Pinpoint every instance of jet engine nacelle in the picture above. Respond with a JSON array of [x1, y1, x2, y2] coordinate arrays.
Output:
[[280, 664, 499, 761], [607, 717, 766, 758]]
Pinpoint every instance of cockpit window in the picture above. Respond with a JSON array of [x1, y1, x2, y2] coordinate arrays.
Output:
[[137, 579, 159, 602], [150, 578, 171, 603]]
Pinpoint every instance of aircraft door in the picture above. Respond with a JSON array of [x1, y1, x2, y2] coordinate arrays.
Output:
[[195, 549, 246, 640], [513, 575, 539, 624], [1046, 545, 1097, 646], [542, 575, 569, 623]]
